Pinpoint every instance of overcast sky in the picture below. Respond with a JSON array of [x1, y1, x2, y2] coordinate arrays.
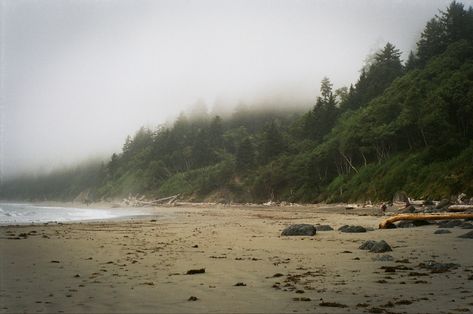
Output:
[[1, 0, 472, 178]]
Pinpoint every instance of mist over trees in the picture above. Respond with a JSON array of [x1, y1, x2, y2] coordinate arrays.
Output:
[[2, 1, 473, 203]]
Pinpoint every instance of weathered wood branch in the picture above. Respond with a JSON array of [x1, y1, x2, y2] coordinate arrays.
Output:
[[447, 205, 473, 212], [339, 151, 359, 174], [379, 213, 473, 229], [123, 194, 180, 207]]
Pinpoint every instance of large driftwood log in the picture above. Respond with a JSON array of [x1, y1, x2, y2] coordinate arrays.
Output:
[[379, 213, 473, 229], [448, 205, 473, 212]]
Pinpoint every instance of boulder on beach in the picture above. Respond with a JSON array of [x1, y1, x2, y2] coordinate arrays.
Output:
[[281, 224, 316, 236], [338, 225, 367, 233], [359, 240, 377, 250], [359, 240, 392, 253], [370, 240, 392, 253], [315, 224, 334, 231]]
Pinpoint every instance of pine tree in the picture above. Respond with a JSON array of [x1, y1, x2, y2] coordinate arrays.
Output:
[[208, 115, 224, 148], [404, 51, 417, 72], [259, 121, 286, 164], [340, 43, 403, 112], [236, 137, 255, 173]]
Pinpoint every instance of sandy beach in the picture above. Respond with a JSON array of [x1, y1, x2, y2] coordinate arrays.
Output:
[[1, 204, 472, 313]]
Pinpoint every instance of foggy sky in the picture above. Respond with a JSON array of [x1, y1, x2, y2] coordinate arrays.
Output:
[[1, 0, 471, 178]]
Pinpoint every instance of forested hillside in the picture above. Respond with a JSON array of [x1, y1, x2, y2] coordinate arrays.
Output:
[[2, 1, 473, 203]]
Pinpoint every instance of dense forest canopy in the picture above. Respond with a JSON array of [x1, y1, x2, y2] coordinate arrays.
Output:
[[2, 1, 473, 203]]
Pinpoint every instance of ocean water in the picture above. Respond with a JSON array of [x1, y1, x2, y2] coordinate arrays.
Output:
[[0, 203, 153, 225]]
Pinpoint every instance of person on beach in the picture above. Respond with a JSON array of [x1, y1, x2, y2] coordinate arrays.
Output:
[[381, 203, 387, 215]]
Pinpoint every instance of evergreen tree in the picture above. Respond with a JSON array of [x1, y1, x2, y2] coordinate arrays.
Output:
[[417, 17, 447, 66], [417, 1, 473, 67], [320, 77, 333, 101], [236, 137, 255, 173], [259, 121, 286, 164], [208, 115, 224, 148], [404, 51, 418, 72], [302, 77, 339, 142], [341, 42, 403, 111]]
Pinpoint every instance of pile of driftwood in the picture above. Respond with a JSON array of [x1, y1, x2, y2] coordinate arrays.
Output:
[[122, 194, 180, 207], [379, 191, 473, 229], [379, 213, 473, 229]]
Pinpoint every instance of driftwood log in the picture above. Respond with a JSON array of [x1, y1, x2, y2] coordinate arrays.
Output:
[[123, 194, 180, 207], [379, 213, 473, 229], [448, 205, 473, 212]]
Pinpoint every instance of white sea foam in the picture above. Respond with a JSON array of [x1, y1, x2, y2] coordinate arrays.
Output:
[[0, 203, 154, 225]]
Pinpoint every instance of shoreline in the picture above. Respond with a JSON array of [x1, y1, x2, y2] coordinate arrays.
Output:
[[2, 205, 472, 313], [0, 200, 385, 227]]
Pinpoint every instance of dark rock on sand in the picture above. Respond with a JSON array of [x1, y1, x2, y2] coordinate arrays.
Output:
[[338, 225, 366, 233], [315, 224, 334, 231], [186, 268, 205, 275], [359, 240, 377, 250], [370, 240, 392, 253], [319, 301, 348, 308], [188, 296, 198, 301], [281, 224, 316, 236], [234, 282, 246, 286], [397, 220, 430, 228], [434, 229, 451, 234], [418, 261, 460, 273], [458, 230, 473, 239], [359, 240, 392, 253], [293, 297, 311, 301], [438, 220, 463, 228]]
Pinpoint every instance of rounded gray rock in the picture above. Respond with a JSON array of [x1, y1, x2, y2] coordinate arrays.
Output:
[[369, 240, 392, 253], [338, 225, 367, 233], [281, 224, 317, 236], [359, 240, 377, 250]]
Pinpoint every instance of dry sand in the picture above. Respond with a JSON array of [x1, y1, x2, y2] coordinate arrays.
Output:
[[1, 204, 472, 313]]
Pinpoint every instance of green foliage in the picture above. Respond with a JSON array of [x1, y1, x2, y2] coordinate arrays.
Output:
[[236, 137, 255, 174], [417, 1, 473, 67], [341, 42, 404, 112]]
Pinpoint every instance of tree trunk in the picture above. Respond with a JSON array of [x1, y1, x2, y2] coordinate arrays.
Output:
[[379, 213, 473, 229]]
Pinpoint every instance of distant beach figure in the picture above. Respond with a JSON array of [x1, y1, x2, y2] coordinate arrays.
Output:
[[381, 203, 387, 215]]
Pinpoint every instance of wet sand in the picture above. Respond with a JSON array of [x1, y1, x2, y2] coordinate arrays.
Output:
[[1, 205, 472, 313]]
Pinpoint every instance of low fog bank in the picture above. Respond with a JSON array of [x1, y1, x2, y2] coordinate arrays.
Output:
[[4, 91, 313, 181], [3, 0, 466, 179]]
